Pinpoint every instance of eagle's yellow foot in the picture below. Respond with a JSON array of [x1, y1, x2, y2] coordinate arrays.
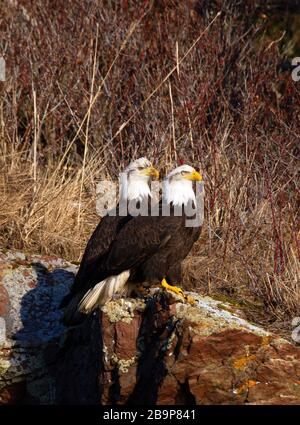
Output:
[[185, 295, 197, 306], [161, 278, 184, 297], [161, 278, 196, 305]]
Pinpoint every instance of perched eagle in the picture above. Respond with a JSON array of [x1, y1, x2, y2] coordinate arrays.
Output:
[[62, 162, 202, 325], [61, 157, 159, 324]]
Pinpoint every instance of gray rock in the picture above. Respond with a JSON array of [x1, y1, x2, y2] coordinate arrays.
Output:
[[0, 250, 77, 404]]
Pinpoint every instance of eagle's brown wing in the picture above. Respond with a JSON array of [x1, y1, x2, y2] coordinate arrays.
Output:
[[102, 213, 183, 275], [62, 205, 201, 325], [103, 204, 201, 284], [60, 211, 132, 307]]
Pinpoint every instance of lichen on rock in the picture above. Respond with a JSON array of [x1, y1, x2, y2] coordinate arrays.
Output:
[[110, 354, 137, 374], [1, 249, 300, 405], [101, 298, 146, 323]]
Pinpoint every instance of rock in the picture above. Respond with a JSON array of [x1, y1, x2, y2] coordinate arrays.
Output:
[[98, 295, 300, 405], [0, 250, 300, 405], [0, 250, 77, 404]]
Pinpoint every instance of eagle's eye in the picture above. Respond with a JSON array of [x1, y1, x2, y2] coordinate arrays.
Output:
[[180, 171, 187, 176], [137, 166, 144, 171]]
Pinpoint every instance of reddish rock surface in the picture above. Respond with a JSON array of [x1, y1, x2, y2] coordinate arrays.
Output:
[[0, 249, 300, 405], [98, 295, 300, 405], [0, 285, 9, 317]]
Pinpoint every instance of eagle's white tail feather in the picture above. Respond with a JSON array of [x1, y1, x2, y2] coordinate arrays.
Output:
[[78, 270, 130, 313]]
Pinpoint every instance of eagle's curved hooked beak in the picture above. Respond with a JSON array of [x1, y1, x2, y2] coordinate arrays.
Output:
[[184, 170, 202, 181], [141, 167, 160, 180]]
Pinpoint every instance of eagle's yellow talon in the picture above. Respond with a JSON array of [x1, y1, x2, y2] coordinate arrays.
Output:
[[186, 295, 197, 306], [161, 278, 182, 296], [161, 278, 195, 304]]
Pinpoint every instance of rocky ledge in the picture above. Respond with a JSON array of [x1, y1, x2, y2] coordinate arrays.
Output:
[[0, 250, 299, 404]]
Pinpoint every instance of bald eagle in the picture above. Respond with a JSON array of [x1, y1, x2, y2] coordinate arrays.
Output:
[[61, 157, 159, 324], [62, 163, 202, 325]]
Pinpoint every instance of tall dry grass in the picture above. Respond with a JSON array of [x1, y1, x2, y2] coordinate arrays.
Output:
[[0, 0, 299, 332]]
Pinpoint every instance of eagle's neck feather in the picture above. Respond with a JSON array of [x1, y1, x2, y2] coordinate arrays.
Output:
[[163, 180, 196, 206], [120, 174, 151, 202]]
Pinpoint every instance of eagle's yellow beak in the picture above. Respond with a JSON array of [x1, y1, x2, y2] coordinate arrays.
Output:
[[141, 166, 160, 180], [184, 170, 202, 181]]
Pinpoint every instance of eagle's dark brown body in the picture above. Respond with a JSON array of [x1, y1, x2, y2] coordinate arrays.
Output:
[[119, 204, 201, 286], [61, 200, 201, 325]]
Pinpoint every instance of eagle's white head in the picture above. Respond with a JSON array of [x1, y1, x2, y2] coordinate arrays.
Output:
[[120, 157, 159, 201], [163, 164, 202, 206]]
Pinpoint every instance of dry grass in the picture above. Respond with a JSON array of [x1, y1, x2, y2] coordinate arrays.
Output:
[[0, 0, 299, 335]]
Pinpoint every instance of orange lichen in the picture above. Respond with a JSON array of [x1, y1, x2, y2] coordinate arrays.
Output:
[[235, 379, 258, 395], [261, 336, 271, 346], [233, 355, 256, 370]]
